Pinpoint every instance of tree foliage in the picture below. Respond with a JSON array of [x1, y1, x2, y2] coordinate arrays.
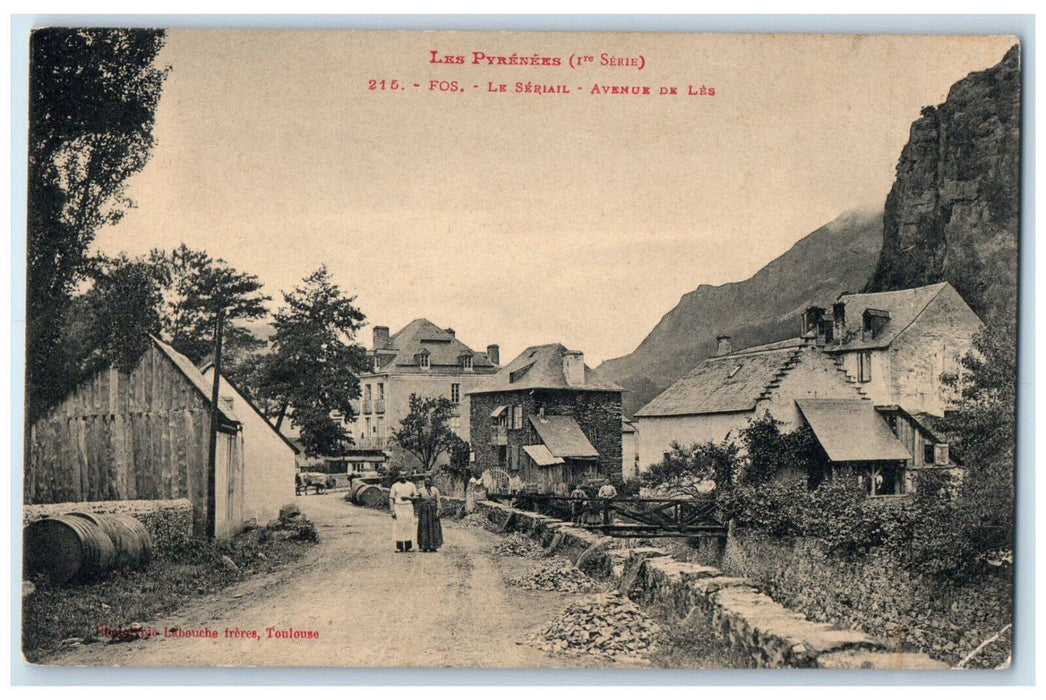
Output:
[[737, 413, 826, 487], [258, 266, 368, 456], [149, 244, 270, 365], [64, 253, 165, 378], [640, 439, 738, 497], [393, 394, 459, 474], [27, 28, 168, 420]]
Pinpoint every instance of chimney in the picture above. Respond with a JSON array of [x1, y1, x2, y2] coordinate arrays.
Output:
[[563, 350, 585, 387], [373, 326, 390, 350], [803, 307, 825, 337], [715, 335, 732, 357], [486, 344, 500, 366], [445, 327, 455, 337], [832, 301, 847, 343]]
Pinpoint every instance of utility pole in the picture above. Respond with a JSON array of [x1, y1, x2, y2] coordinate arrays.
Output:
[[206, 306, 225, 538]]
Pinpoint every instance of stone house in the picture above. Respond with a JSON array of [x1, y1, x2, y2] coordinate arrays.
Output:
[[468, 344, 623, 492], [804, 282, 983, 416], [344, 319, 500, 472], [634, 337, 868, 472], [27, 336, 248, 540]]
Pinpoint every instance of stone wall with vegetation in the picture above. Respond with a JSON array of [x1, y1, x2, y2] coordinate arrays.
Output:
[[715, 529, 1012, 668], [473, 499, 947, 669], [23, 498, 195, 555]]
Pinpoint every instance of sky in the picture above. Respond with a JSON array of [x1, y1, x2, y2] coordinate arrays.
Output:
[[91, 30, 1016, 366]]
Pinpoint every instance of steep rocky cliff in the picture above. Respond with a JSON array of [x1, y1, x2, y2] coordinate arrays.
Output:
[[865, 45, 1021, 324], [599, 208, 883, 416]]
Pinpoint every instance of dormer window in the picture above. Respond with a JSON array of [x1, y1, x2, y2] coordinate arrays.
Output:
[[418, 352, 430, 369], [462, 355, 473, 370]]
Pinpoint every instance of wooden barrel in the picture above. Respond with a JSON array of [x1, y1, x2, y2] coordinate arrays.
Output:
[[350, 480, 374, 504], [23, 516, 116, 584], [67, 512, 152, 569], [357, 484, 388, 509]]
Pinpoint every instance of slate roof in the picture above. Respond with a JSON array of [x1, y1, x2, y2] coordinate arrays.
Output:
[[528, 414, 600, 459], [468, 344, 623, 394], [634, 339, 806, 418], [150, 336, 240, 429], [823, 282, 950, 352], [796, 399, 911, 462], [371, 319, 498, 373]]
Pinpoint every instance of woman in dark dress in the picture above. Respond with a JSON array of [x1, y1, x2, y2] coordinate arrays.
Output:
[[416, 477, 443, 552]]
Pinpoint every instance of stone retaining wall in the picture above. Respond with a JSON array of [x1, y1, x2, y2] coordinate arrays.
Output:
[[22, 499, 195, 555], [473, 499, 947, 669]]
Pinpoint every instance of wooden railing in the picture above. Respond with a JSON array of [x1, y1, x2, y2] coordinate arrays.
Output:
[[486, 493, 726, 537]]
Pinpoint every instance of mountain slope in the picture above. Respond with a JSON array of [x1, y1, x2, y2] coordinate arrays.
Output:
[[866, 44, 1020, 323], [599, 208, 883, 416]]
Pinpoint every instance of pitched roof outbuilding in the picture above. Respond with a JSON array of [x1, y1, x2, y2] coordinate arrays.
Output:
[[796, 399, 912, 462], [528, 414, 600, 459]]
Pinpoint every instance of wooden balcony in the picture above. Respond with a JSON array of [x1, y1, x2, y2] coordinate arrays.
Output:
[[362, 399, 373, 414]]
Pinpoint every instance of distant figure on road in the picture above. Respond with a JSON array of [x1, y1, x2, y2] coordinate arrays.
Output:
[[416, 477, 443, 552], [597, 481, 618, 525], [465, 474, 482, 514], [569, 484, 587, 525], [389, 475, 419, 552]]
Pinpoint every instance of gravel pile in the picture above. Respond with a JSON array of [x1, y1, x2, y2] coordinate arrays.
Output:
[[530, 591, 663, 660], [460, 513, 492, 530], [507, 559, 594, 593], [489, 533, 546, 559]]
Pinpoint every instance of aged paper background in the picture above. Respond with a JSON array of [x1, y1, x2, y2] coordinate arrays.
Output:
[[21, 30, 1019, 670]]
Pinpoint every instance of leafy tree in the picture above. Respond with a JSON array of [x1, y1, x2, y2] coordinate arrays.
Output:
[[937, 322, 1017, 560], [641, 439, 739, 497], [64, 253, 165, 378], [436, 434, 474, 496], [393, 394, 459, 474], [737, 413, 826, 487], [27, 28, 168, 421], [258, 266, 368, 456], [149, 244, 270, 366]]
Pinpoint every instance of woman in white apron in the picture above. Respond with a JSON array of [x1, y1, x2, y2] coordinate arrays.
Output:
[[389, 475, 419, 552]]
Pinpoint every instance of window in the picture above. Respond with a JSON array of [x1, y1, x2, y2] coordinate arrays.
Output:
[[858, 351, 872, 382], [419, 353, 430, 368], [365, 384, 372, 400], [377, 383, 385, 400], [511, 405, 523, 429], [365, 417, 371, 436], [923, 443, 935, 465], [462, 355, 473, 370], [451, 383, 461, 403]]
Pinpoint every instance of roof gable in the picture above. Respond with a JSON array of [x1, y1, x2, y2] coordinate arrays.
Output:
[[826, 282, 954, 351], [469, 344, 623, 394], [151, 337, 239, 427], [200, 362, 301, 454]]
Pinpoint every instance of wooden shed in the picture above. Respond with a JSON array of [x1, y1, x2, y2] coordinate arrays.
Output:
[[26, 336, 246, 540]]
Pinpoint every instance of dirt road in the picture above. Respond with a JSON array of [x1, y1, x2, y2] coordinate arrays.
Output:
[[43, 493, 626, 668]]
